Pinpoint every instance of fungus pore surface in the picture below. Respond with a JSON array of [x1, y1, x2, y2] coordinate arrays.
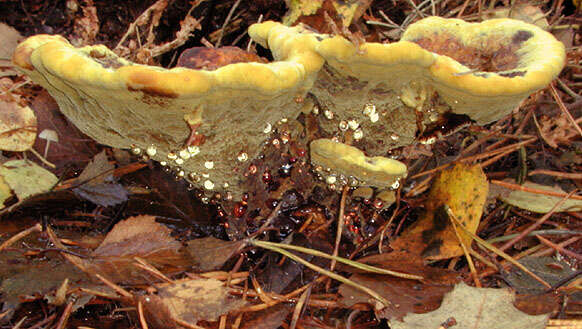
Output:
[[13, 17, 565, 201]]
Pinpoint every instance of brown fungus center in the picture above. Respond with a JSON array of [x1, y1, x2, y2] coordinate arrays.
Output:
[[412, 30, 533, 73]]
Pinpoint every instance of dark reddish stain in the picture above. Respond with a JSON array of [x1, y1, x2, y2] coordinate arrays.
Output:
[[177, 46, 267, 70]]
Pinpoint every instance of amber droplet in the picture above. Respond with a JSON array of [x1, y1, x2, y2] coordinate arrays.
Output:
[[262, 169, 272, 184], [233, 202, 247, 218]]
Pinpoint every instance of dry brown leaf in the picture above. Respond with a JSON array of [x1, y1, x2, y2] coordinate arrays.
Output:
[[390, 164, 488, 260], [339, 251, 459, 320], [185, 237, 245, 272], [485, 4, 549, 30], [0, 251, 90, 317], [70, 0, 99, 46], [72, 150, 128, 207], [387, 283, 550, 329], [284, 0, 371, 33], [0, 23, 23, 77], [537, 114, 579, 148], [140, 278, 246, 327], [93, 215, 181, 257], [0, 100, 37, 152], [68, 215, 189, 283]]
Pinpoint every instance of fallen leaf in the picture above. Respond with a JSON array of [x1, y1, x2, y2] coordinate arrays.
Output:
[[0, 23, 23, 77], [141, 278, 246, 327], [70, 0, 99, 46], [537, 114, 579, 148], [283, 0, 371, 33], [240, 304, 293, 329], [72, 150, 128, 207], [339, 252, 459, 320], [0, 100, 37, 151], [494, 181, 582, 213], [284, 0, 324, 26], [0, 159, 58, 200], [390, 163, 488, 260], [0, 174, 11, 208], [0, 250, 90, 318], [504, 256, 578, 294], [68, 215, 189, 283], [388, 282, 550, 329], [92, 215, 180, 257], [185, 237, 245, 272], [485, 4, 549, 29]]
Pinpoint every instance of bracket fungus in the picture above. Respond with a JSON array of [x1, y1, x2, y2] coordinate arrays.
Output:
[[13, 17, 564, 201], [310, 138, 407, 189]]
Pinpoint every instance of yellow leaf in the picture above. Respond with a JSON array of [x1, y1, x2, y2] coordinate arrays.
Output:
[[390, 163, 488, 260]]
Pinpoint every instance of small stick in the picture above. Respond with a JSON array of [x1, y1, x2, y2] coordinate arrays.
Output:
[[550, 83, 582, 138], [528, 169, 582, 180], [95, 273, 133, 298], [138, 300, 149, 329], [133, 257, 174, 283], [536, 235, 582, 261], [491, 180, 582, 201], [446, 206, 551, 289], [55, 301, 74, 329], [331, 185, 349, 271], [498, 189, 578, 252], [449, 212, 481, 287], [0, 223, 42, 252], [215, 0, 241, 47]]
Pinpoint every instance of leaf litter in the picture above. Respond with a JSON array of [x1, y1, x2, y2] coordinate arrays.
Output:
[[0, 0, 581, 328]]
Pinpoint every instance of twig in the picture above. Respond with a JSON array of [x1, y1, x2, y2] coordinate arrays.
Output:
[[253, 240, 423, 280], [289, 284, 311, 329], [487, 229, 582, 244], [115, 0, 168, 50], [528, 169, 582, 180], [0, 223, 42, 252], [498, 189, 579, 252], [556, 78, 581, 99], [137, 301, 149, 329], [28, 147, 56, 168], [331, 185, 349, 271], [410, 138, 537, 179], [250, 240, 390, 307], [54, 301, 73, 329], [531, 236, 580, 258], [95, 273, 133, 298], [246, 14, 263, 52], [491, 180, 582, 201], [550, 83, 582, 138], [449, 212, 481, 287], [446, 206, 551, 289], [251, 202, 282, 238], [536, 235, 582, 261], [215, 0, 241, 48], [133, 257, 174, 283]]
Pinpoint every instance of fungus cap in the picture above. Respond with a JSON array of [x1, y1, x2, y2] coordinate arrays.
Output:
[[13, 25, 324, 199], [311, 16, 565, 123], [310, 138, 407, 188]]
